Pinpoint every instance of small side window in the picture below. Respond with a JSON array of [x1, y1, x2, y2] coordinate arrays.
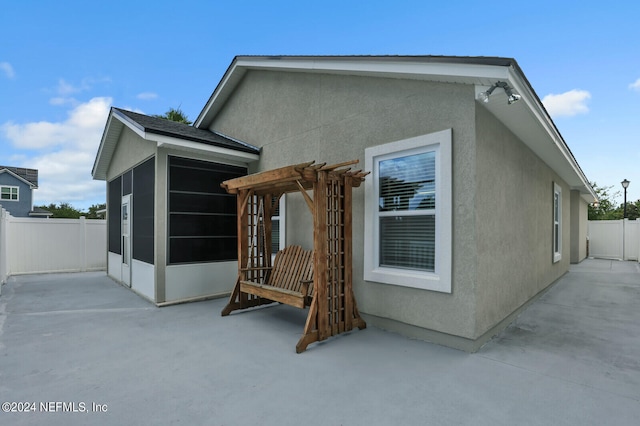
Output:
[[553, 182, 562, 263]]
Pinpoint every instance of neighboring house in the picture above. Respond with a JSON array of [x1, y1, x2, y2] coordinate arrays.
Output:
[[94, 55, 597, 351], [0, 166, 51, 218]]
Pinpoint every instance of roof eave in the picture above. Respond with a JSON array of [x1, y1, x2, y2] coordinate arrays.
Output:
[[0, 168, 38, 188], [92, 109, 125, 181], [476, 69, 597, 202], [194, 55, 519, 129], [193, 55, 595, 202], [153, 134, 260, 163], [93, 108, 259, 181]]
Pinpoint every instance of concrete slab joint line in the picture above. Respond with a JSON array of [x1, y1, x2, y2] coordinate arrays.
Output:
[[0, 261, 639, 425]]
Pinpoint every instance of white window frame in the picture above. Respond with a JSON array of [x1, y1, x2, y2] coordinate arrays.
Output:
[[272, 195, 286, 254], [0, 185, 19, 202], [553, 182, 562, 263], [364, 129, 452, 293]]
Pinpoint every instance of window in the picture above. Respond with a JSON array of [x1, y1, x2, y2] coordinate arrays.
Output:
[[271, 196, 286, 255], [364, 129, 452, 293], [553, 182, 562, 263], [133, 158, 155, 264], [108, 177, 122, 254], [168, 156, 246, 264], [1, 186, 19, 201]]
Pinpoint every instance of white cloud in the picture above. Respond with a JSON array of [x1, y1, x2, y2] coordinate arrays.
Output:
[[30, 150, 105, 207], [137, 92, 158, 100], [1, 97, 112, 208], [56, 78, 83, 95], [629, 78, 640, 91], [0, 62, 15, 79], [49, 77, 111, 106], [2, 97, 111, 150], [542, 89, 591, 118], [49, 97, 78, 106]]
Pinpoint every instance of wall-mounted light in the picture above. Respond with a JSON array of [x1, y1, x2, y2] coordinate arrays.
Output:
[[477, 81, 521, 105]]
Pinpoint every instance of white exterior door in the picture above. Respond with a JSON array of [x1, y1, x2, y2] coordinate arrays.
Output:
[[122, 195, 131, 287]]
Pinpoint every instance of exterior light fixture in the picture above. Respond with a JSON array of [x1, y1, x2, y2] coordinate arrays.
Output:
[[621, 179, 630, 218], [477, 81, 521, 105]]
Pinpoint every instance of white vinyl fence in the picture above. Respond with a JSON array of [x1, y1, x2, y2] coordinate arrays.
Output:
[[588, 219, 640, 261], [0, 206, 107, 287]]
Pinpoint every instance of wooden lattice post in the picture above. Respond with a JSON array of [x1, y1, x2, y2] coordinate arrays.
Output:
[[344, 174, 353, 331], [314, 170, 329, 341]]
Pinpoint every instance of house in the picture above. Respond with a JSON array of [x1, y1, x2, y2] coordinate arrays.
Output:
[[0, 166, 51, 217], [94, 55, 597, 351]]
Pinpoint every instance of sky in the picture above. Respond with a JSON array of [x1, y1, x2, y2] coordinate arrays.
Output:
[[1, 0, 639, 211]]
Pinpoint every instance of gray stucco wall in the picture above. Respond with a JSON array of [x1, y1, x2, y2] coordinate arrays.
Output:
[[570, 190, 589, 263], [208, 69, 581, 348], [106, 127, 156, 181], [0, 174, 33, 217], [474, 106, 570, 338], [210, 70, 480, 341]]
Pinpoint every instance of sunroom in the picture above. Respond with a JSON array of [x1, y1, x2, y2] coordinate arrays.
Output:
[[92, 108, 260, 304]]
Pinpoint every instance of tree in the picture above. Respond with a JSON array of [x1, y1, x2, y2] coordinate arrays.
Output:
[[34, 202, 107, 219], [588, 183, 619, 220], [37, 202, 84, 219], [614, 199, 640, 221], [86, 203, 106, 219], [588, 182, 640, 221], [152, 107, 192, 124]]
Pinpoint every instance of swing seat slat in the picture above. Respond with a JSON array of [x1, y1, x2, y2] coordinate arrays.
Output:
[[239, 245, 313, 309]]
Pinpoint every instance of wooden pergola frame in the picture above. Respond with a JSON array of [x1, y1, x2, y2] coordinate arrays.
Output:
[[220, 160, 368, 352]]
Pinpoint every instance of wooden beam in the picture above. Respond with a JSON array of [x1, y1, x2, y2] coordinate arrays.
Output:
[[319, 159, 359, 171], [263, 193, 273, 262], [221, 276, 241, 316], [238, 190, 249, 307], [252, 180, 314, 196], [295, 180, 315, 215], [222, 161, 315, 192], [298, 293, 319, 353]]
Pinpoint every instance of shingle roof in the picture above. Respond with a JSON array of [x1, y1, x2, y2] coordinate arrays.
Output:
[[0, 166, 38, 187], [29, 206, 53, 217], [113, 108, 260, 154]]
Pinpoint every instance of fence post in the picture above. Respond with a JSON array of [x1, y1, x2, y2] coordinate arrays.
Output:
[[0, 206, 6, 289], [637, 218, 640, 264], [622, 219, 626, 261], [79, 216, 87, 272]]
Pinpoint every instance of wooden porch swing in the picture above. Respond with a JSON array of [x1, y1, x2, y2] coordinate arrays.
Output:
[[220, 160, 368, 353]]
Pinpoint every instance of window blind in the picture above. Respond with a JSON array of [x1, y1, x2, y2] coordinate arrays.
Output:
[[378, 151, 436, 272]]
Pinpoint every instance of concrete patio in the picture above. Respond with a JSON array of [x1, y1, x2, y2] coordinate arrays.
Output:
[[0, 258, 638, 425]]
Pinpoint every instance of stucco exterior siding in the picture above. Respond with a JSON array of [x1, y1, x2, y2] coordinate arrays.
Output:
[[106, 127, 156, 181], [210, 70, 480, 340], [570, 190, 589, 263], [474, 105, 571, 338]]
